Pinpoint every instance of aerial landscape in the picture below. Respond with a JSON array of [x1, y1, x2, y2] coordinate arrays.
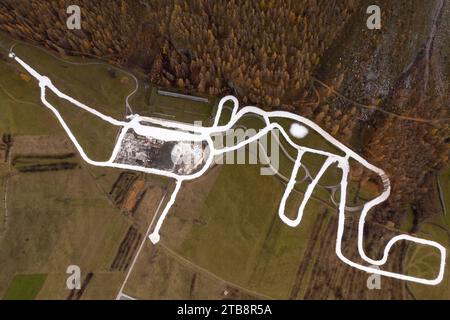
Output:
[[0, 0, 449, 301]]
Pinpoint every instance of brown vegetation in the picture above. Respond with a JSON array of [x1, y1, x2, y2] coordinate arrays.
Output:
[[110, 226, 142, 272], [122, 179, 146, 214], [109, 172, 138, 206], [0, 0, 356, 110], [66, 272, 94, 300], [0, 134, 13, 162]]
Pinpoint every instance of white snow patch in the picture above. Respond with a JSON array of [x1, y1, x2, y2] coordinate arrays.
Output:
[[290, 123, 309, 138]]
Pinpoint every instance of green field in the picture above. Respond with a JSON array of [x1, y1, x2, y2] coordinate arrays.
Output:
[[1, 34, 134, 120], [123, 242, 260, 299], [153, 161, 331, 299], [147, 87, 216, 124], [404, 166, 450, 299], [0, 32, 134, 299], [45, 91, 120, 162], [0, 55, 58, 136], [3, 274, 47, 300], [0, 164, 130, 299], [406, 219, 450, 299], [0, 32, 137, 161]]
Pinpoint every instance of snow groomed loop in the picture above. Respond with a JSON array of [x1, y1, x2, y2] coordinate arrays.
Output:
[[10, 52, 446, 286]]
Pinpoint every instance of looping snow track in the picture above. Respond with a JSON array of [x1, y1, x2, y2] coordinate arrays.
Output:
[[9, 52, 446, 285]]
